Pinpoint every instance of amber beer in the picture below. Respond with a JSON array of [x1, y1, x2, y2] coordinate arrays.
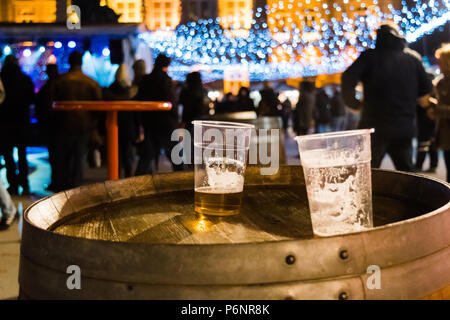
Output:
[[194, 187, 243, 216], [192, 120, 254, 217]]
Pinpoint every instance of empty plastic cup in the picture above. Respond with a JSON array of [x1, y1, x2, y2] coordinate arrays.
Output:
[[295, 129, 375, 237]]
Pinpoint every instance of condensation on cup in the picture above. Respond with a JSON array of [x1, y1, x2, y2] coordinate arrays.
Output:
[[295, 129, 375, 237], [192, 120, 254, 216]]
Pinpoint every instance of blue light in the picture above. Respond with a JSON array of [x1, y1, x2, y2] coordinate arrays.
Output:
[[139, 0, 449, 82], [23, 49, 32, 57], [3, 46, 11, 55], [102, 47, 110, 56]]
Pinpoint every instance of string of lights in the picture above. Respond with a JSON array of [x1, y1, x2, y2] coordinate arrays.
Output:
[[0, 1, 448, 86], [141, 0, 449, 82]]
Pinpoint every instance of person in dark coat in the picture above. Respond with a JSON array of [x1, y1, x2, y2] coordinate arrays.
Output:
[[53, 51, 102, 191], [280, 97, 292, 131], [0, 55, 34, 195], [179, 72, 208, 167], [330, 86, 347, 131], [0, 78, 18, 231], [135, 54, 182, 175], [236, 87, 255, 112], [35, 63, 59, 191], [293, 81, 316, 135], [257, 82, 280, 117], [179, 71, 208, 133], [215, 92, 238, 114], [103, 64, 140, 178], [314, 88, 332, 133], [342, 23, 433, 172]]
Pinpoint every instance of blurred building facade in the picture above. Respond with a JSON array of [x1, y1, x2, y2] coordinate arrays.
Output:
[[143, 0, 181, 30], [218, 0, 253, 29], [105, 0, 143, 23], [0, 0, 57, 23], [0, 0, 398, 30], [181, 0, 218, 24]]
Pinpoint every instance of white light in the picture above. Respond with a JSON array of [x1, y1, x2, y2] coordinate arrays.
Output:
[[54, 41, 62, 49], [23, 49, 32, 57], [136, 2, 449, 82], [405, 11, 450, 42], [102, 47, 110, 56], [39, 46, 46, 53], [68, 41, 76, 48], [3, 46, 11, 55]]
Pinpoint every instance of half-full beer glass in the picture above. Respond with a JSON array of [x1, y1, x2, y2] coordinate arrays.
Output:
[[193, 121, 254, 216], [295, 129, 375, 237]]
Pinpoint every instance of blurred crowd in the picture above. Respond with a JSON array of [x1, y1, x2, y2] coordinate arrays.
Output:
[[0, 49, 361, 197], [0, 24, 448, 215]]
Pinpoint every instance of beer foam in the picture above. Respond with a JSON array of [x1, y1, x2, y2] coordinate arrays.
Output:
[[205, 157, 245, 192]]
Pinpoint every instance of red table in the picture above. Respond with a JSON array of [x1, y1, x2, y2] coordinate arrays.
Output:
[[53, 101, 172, 180]]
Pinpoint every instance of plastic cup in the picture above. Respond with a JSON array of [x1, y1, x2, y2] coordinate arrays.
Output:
[[295, 129, 375, 237], [192, 120, 254, 216]]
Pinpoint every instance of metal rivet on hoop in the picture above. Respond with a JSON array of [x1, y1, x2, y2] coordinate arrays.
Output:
[[285, 255, 296, 265], [338, 291, 349, 300], [339, 250, 349, 260]]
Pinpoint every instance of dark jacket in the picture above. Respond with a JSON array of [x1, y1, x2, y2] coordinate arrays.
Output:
[[294, 82, 316, 133], [237, 95, 255, 112], [416, 104, 436, 142], [179, 86, 208, 131], [330, 92, 347, 117], [53, 67, 102, 136], [0, 63, 34, 126], [36, 75, 58, 134], [315, 89, 331, 124], [342, 28, 433, 139], [104, 81, 139, 142], [258, 88, 280, 116], [137, 68, 177, 134], [215, 96, 239, 114], [435, 76, 450, 150]]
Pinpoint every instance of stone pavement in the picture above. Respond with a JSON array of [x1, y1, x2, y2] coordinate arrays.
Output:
[[0, 196, 33, 300]]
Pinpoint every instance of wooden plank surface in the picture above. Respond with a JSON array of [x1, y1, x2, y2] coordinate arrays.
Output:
[[50, 184, 432, 244]]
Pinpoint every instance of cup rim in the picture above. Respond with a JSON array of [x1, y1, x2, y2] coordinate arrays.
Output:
[[192, 120, 255, 129], [295, 128, 375, 143]]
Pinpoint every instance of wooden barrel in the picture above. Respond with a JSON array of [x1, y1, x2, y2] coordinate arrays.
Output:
[[19, 166, 450, 299]]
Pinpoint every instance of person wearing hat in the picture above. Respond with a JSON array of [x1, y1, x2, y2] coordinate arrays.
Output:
[[341, 22, 433, 172]]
